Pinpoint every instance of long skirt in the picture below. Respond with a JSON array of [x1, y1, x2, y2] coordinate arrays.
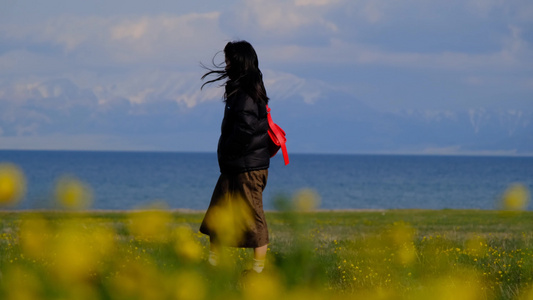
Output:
[[199, 169, 269, 248]]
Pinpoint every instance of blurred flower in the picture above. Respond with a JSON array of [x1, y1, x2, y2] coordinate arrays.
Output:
[[519, 285, 533, 300], [500, 183, 530, 211], [242, 272, 283, 300], [398, 243, 417, 265], [172, 226, 202, 262], [390, 222, 415, 245], [411, 271, 484, 300], [293, 189, 321, 212], [2, 265, 43, 300], [59, 282, 100, 300], [19, 215, 51, 260], [389, 222, 417, 265], [173, 271, 206, 300], [283, 287, 327, 300], [50, 222, 115, 283], [128, 205, 172, 242], [203, 194, 253, 246], [55, 176, 93, 210], [109, 260, 164, 300], [0, 163, 26, 206]]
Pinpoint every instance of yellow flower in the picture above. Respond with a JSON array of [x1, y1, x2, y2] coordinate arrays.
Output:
[[388, 222, 417, 265], [128, 206, 172, 242], [500, 183, 530, 211], [242, 272, 283, 300], [55, 176, 93, 209], [293, 189, 321, 211], [59, 281, 100, 300], [173, 271, 206, 300], [518, 285, 533, 300], [0, 163, 26, 206], [411, 271, 484, 300], [172, 226, 202, 262], [398, 243, 417, 265], [202, 194, 254, 246], [390, 222, 415, 245], [49, 222, 115, 283], [110, 260, 164, 300], [2, 265, 43, 300], [19, 215, 51, 260]]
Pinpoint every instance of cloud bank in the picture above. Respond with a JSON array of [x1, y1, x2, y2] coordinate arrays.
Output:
[[0, 0, 532, 154]]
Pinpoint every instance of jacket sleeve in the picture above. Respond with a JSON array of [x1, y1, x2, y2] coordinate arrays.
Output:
[[225, 94, 259, 156]]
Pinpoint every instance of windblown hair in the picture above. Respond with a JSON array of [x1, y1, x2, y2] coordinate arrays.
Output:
[[201, 40, 269, 104]]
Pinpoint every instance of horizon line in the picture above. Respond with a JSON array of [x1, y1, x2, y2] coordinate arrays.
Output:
[[1, 148, 532, 158]]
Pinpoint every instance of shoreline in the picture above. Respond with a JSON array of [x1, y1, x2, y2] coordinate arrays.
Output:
[[0, 208, 528, 214]]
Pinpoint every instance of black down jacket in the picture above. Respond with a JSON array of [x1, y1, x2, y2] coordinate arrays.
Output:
[[217, 87, 270, 174]]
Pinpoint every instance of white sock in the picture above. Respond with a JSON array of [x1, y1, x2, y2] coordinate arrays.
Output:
[[252, 259, 265, 273], [208, 251, 218, 266]]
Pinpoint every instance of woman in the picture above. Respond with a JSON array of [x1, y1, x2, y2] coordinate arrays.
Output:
[[199, 40, 270, 274]]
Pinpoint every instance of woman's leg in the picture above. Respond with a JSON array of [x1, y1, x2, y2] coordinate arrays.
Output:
[[254, 244, 268, 260], [208, 238, 221, 266], [252, 244, 268, 273]]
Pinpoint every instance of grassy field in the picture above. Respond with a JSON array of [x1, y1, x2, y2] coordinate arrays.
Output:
[[0, 209, 532, 300]]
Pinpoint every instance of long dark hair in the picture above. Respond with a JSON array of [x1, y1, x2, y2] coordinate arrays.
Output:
[[201, 40, 269, 104]]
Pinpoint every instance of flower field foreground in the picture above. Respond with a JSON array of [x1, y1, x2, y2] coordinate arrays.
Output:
[[0, 163, 532, 299], [0, 208, 530, 300]]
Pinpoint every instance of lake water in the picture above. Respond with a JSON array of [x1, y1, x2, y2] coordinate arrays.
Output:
[[1, 150, 532, 211]]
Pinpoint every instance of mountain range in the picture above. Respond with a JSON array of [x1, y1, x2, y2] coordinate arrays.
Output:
[[0, 78, 531, 155]]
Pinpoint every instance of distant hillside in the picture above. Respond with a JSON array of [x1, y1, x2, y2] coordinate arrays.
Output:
[[1, 78, 531, 155], [276, 92, 533, 155]]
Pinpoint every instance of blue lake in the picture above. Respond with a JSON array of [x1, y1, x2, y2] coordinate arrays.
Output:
[[1, 150, 532, 211]]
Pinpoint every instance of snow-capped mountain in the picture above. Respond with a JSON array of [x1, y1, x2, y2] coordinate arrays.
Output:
[[1, 78, 531, 155]]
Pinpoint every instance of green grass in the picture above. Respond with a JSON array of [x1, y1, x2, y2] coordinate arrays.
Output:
[[0, 209, 532, 299]]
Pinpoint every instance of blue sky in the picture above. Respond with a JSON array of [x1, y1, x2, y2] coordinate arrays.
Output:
[[1, 0, 532, 154]]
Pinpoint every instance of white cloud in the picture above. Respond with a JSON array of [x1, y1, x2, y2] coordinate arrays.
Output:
[[217, 0, 531, 75], [104, 13, 224, 63], [111, 18, 150, 41], [3, 1, 531, 74], [501, 25, 530, 61], [294, 0, 339, 6], [222, 0, 338, 41], [1, 12, 226, 68], [339, 0, 533, 25], [264, 29, 532, 72], [129, 88, 155, 105], [263, 70, 331, 104], [360, 1, 387, 23]]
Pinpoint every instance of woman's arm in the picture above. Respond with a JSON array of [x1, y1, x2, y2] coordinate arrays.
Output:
[[225, 93, 259, 156]]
